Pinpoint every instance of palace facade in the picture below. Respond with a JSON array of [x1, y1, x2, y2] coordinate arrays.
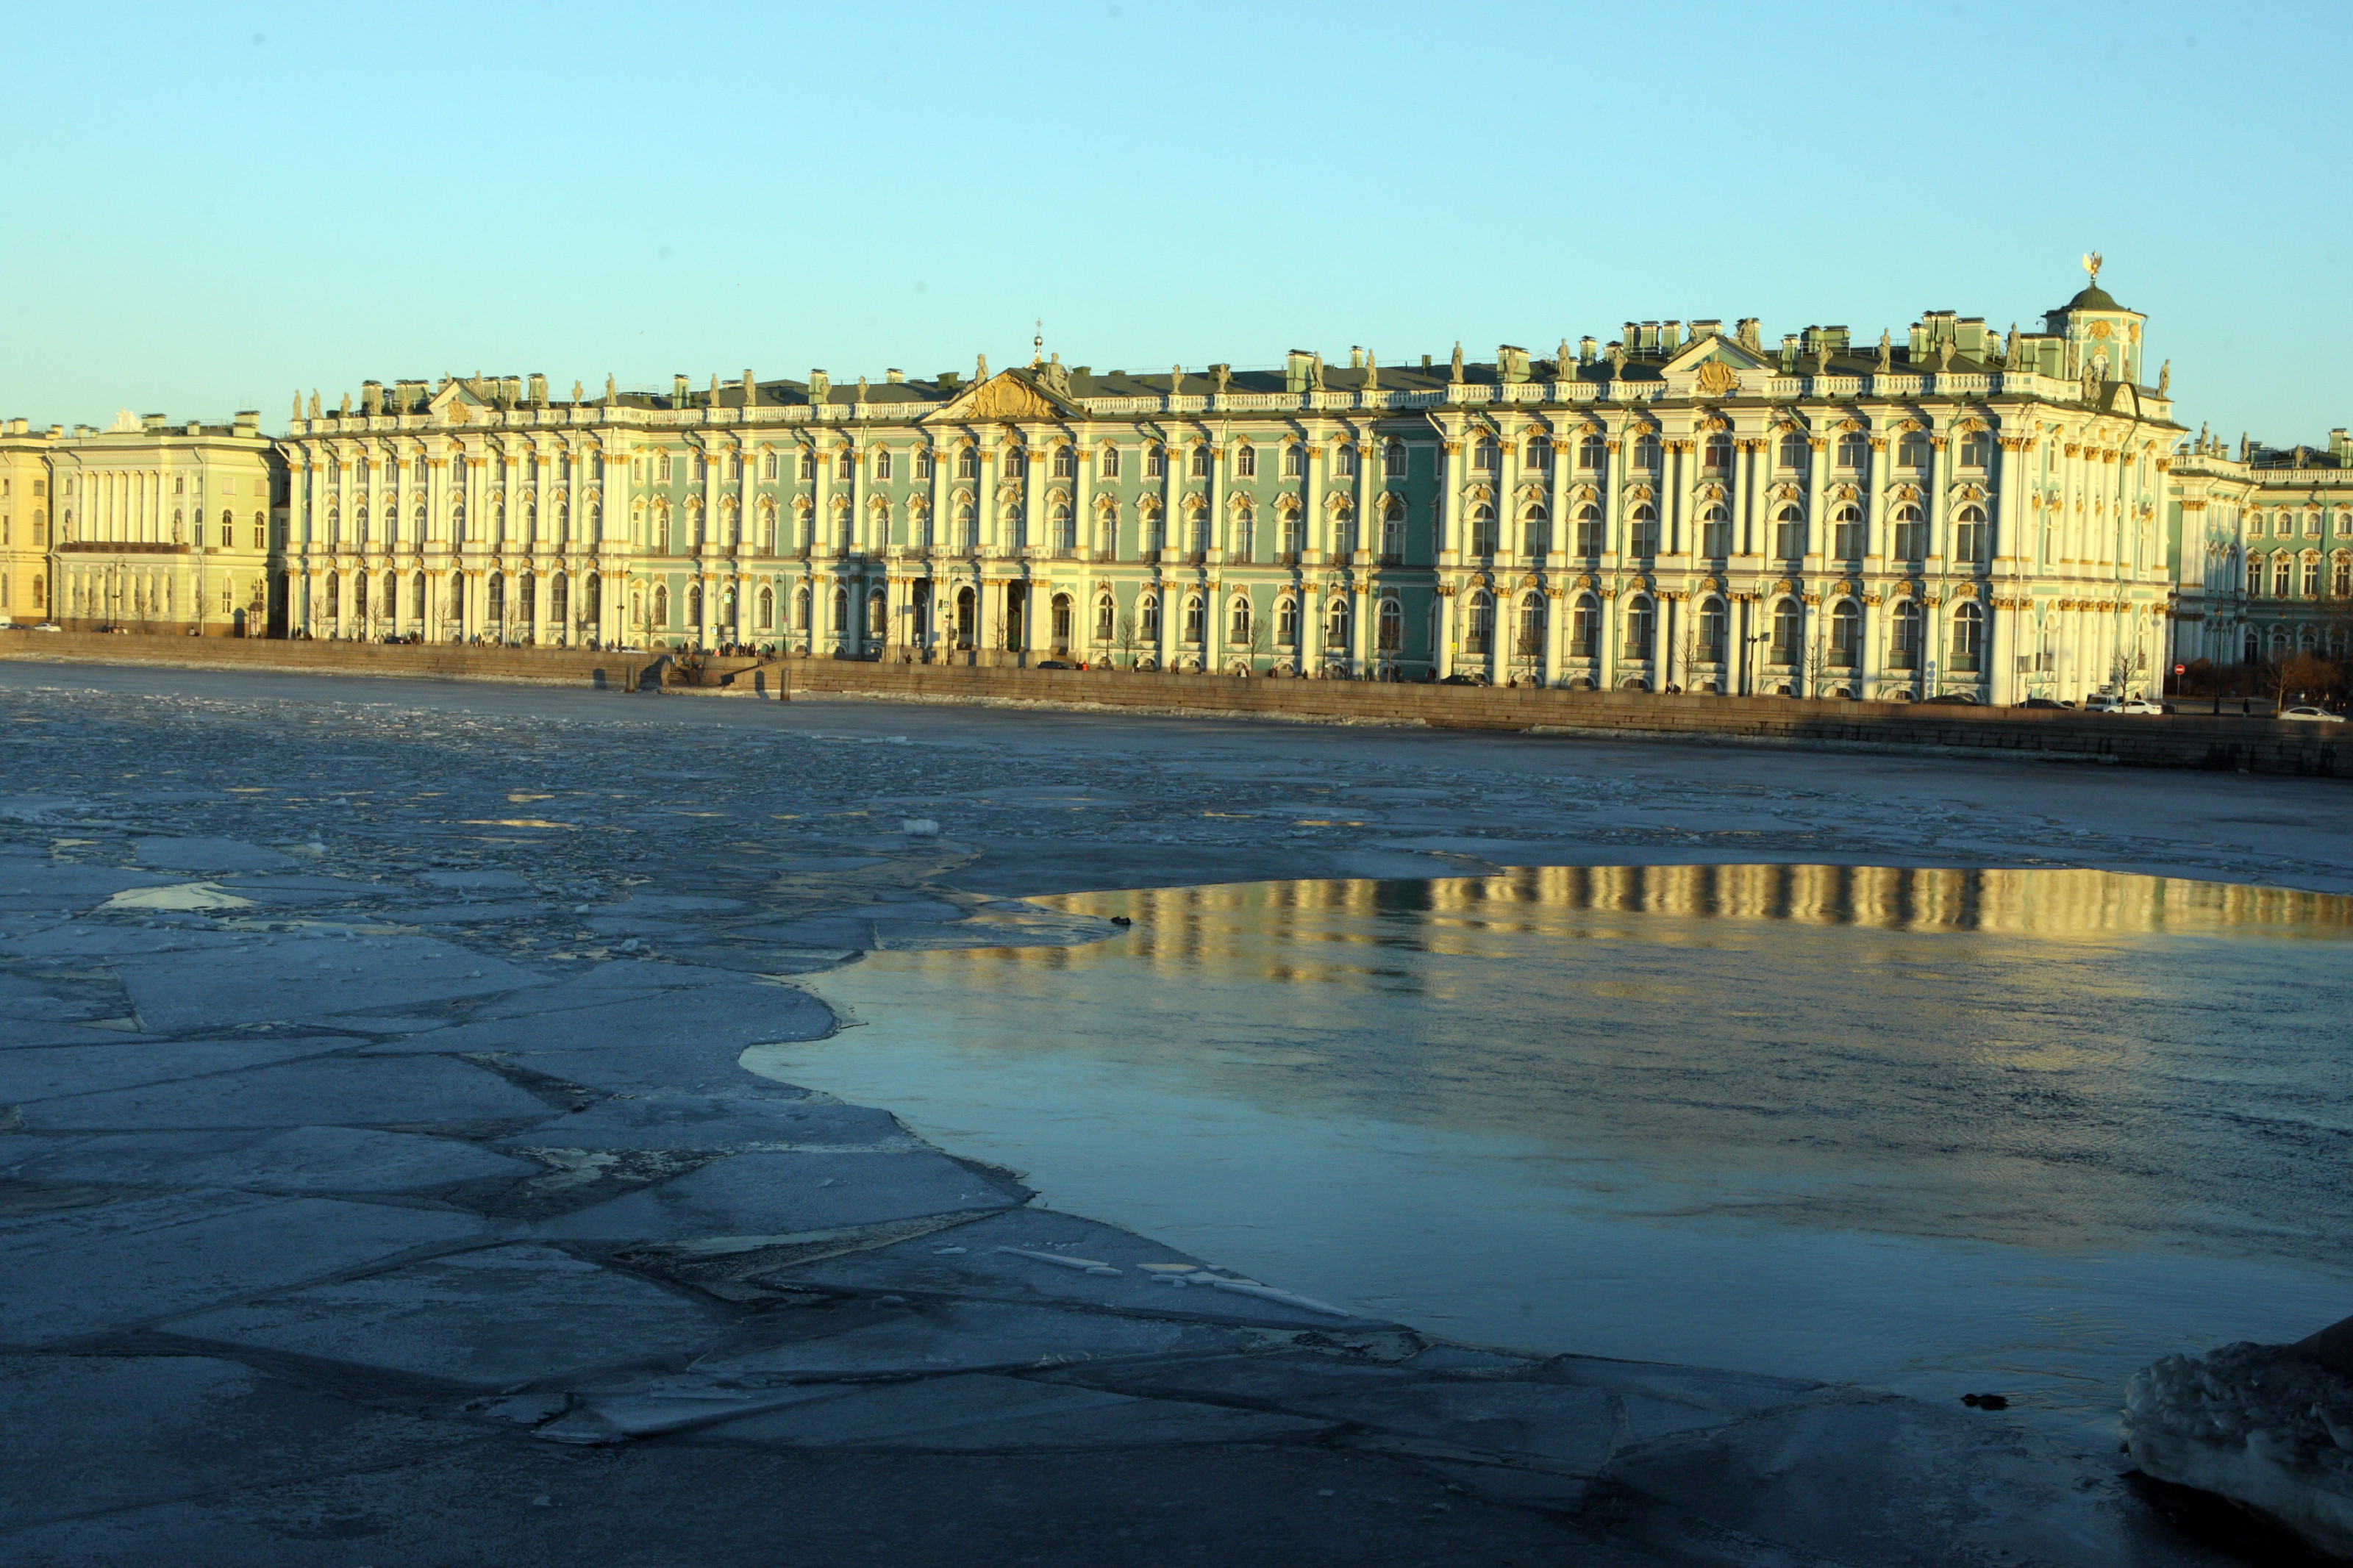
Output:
[[7, 269, 2337, 701], [2163, 429, 2353, 670]]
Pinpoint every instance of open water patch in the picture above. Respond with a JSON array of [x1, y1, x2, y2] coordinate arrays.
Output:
[[746, 865, 2353, 1447]]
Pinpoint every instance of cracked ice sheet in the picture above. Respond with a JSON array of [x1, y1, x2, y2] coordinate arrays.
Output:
[[668, 1372, 1335, 1450], [369, 978, 830, 1057], [0, 1353, 488, 1531], [493, 1095, 911, 1154], [1, 1125, 535, 1195], [112, 934, 546, 1033], [162, 1243, 727, 1390], [128, 837, 301, 873], [11, 1053, 559, 1132], [533, 1149, 1026, 1242], [0, 1037, 351, 1104], [0, 1189, 484, 1345]]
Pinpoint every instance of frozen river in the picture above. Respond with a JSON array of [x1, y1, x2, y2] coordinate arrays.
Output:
[[754, 864, 2353, 1447]]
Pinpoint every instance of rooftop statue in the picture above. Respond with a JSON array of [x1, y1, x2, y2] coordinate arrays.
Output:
[[1450, 342, 1465, 382], [1877, 330, 1893, 372], [2158, 359, 2171, 395]]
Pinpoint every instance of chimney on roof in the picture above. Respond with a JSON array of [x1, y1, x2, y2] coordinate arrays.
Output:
[[1662, 321, 1682, 354], [1579, 336, 1597, 365], [527, 373, 548, 406], [1285, 349, 1315, 395], [673, 374, 690, 405], [232, 412, 259, 436], [1349, 346, 1365, 370], [361, 381, 384, 415]]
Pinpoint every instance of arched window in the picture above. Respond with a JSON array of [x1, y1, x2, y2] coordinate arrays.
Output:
[[1837, 432, 1868, 470], [1190, 445, 1212, 478], [1952, 601, 1985, 672], [1891, 504, 1924, 561], [1574, 504, 1604, 556], [1234, 505, 1257, 562], [1527, 437, 1552, 470], [1235, 443, 1257, 479], [1380, 498, 1404, 560], [549, 573, 568, 630], [1958, 430, 1991, 468], [1633, 434, 1661, 470], [1890, 601, 1923, 668], [955, 501, 976, 548], [1577, 434, 1604, 471], [867, 586, 885, 639], [1522, 502, 1551, 558], [2301, 554, 2321, 596], [1628, 501, 1659, 556], [657, 452, 673, 482], [1146, 445, 1167, 479], [915, 448, 935, 481], [687, 581, 706, 629], [1004, 448, 1026, 479], [1229, 595, 1252, 645], [1700, 598, 1727, 662], [1952, 504, 1987, 563], [1770, 598, 1802, 664], [1281, 444, 1304, 479], [2274, 554, 2293, 598], [1099, 445, 1121, 479], [1830, 600, 1860, 666], [1778, 432, 1808, 470], [1464, 591, 1493, 654], [1143, 503, 1166, 556], [1473, 437, 1500, 473], [1806, 502, 1853, 560], [874, 449, 893, 481], [1624, 596, 1655, 659], [1571, 595, 1609, 658], [1468, 502, 1498, 555], [1277, 596, 1299, 647], [830, 585, 848, 633], [1769, 505, 1807, 562], [1700, 503, 1731, 557], [762, 451, 778, 480], [1335, 444, 1359, 479], [487, 573, 506, 629], [793, 584, 810, 630], [1053, 446, 1075, 479], [757, 584, 775, 630], [2333, 554, 2351, 598], [1183, 594, 1204, 645], [1095, 594, 1115, 642], [652, 582, 670, 628], [1703, 433, 1732, 471], [1384, 438, 1407, 477], [1515, 593, 1545, 657], [1378, 597, 1402, 652], [956, 447, 978, 479], [1325, 597, 1350, 651], [1051, 501, 1074, 554], [1139, 593, 1160, 642], [1277, 503, 1301, 557], [326, 574, 340, 618], [1051, 593, 1071, 650], [1897, 431, 1929, 468]]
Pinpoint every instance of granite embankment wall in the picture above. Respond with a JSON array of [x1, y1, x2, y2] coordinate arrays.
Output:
[[2, 631, 2343, 778], [784, 661, 2349, 778], [0, 632, 667, 692]]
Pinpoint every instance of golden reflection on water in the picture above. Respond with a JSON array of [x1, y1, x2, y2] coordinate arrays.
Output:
[[932, 866, 2353, 987]]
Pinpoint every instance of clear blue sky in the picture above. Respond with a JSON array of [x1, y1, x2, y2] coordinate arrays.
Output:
[[4, 1, 2343, 443]]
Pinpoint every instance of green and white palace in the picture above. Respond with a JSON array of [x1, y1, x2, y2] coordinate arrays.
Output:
[[4, 264, 2271, 699]]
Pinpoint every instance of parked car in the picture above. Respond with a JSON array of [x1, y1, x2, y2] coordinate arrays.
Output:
[[2014, 697, 2065, 709], [1034, 659, 1075, 670], [1921, 692, 1979, 705], [2116, 698, 2165, 715], [2279, 706, 2347, 723], [2081, 693, 2120, 713]]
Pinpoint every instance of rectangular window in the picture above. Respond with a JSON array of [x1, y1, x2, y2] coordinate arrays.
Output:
[[2304, 557, 2321, 595]]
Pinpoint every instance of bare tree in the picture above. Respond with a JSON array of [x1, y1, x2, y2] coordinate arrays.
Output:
[[1115, 612, 1139, 671]]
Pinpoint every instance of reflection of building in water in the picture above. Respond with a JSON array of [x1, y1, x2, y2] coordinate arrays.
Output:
[[925, 868, 2353, 986]]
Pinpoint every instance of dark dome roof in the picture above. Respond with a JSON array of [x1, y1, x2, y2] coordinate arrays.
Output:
[[2065, 283, 2123, 312]]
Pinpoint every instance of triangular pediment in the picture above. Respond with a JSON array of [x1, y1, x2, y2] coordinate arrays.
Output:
[[427, 379, 490, 423], [1662, 335, 1772, 381], [924, 369, 1076, 425]]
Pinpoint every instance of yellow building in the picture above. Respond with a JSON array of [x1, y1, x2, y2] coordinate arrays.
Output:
[[0, 419, 60, 625], [49, 410, 284, 635]]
